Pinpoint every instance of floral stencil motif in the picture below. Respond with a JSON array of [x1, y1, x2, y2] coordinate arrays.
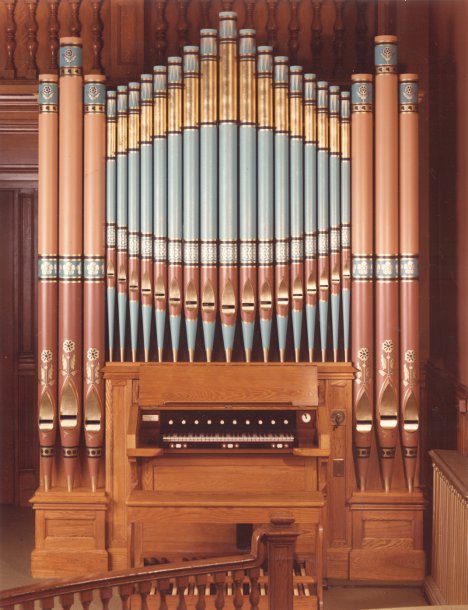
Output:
[[63, 47, 77, 64], [356, 346, 371, 386], [379, 339, 395, 378], [358, 347, 369, 362], [381, 46, 394, 64], [62, 340, 76, 377], [41, 349, 53, 364], [404, 349, 417, 388], [41, 85, 53, 100], [357, 84, 368, 101], [86, 347, 101, 385], [405, 349, 416, 363], [87, 85, 99, 100], [40, 349, 54, 387], [403, 84, 415, 100], [87, 348, 99, 362]]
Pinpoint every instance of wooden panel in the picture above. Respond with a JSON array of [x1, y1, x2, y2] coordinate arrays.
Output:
[[138, 363, 318, 406], [45, 515, 96, 540], [350, 549, 425, 582], [109, 0, 144, 80], [0, 189, 16, 504]]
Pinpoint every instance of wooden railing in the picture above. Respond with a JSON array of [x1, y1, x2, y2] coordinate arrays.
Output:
[[0, 0, 389, 85], [0, 515, 303, 610], [425, 450, 468, 605]]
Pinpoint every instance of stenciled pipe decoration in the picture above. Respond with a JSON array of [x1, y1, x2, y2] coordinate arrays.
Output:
[[167, 57, 183, 362], [105, 90, 117, 362], [317, 81, 329, 362], [116, 85, 128, 362], [58, 37, 83, 492], [375, 36, 399, 492], [329, 84, 341, 363], [83, 74, 106, 492], [304, 73, 317, 363], [257, 46, 274, 362], [37, 74, 59, 492], [351, 74, 374, 491], [239, 28, 257, 363], [341, 90, 351, 363], [140, 74, 153, 363], [399, 74, 420, 492], [183, 46, 200, 363], [219, 12, 238, 363], [200, 29, 218, 363], [274, 56, 290, 363], [153, 66, 167, 362]]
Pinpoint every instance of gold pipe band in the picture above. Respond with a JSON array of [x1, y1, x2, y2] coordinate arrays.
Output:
[[258, 77, 273, 128], [341, 121, 350, 158], [129, 112, 140, 149], [240, 60, 256, 124], [318, 112, 328, 149], [168, 88, 182, 133], [153, 97, 167, 137], [219, 42, 237, 121], [184, 76, 199, 128], [117, 115, 128, 153], [329, 115, 339, 154], [107, 122, 116, 157], [275, 86, 288, 133], [141, 104, 152, 143], [290, 97, 302, 138], [201, 60, 217, 124], [304, 104, 316, 144]]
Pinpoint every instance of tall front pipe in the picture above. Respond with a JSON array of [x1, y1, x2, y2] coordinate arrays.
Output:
[[329, 85, 341, 362], [219, 12, 238, 363], [128, 82, 141, 362], [140, 75, 153, 363], [83, 75, 106, 492], [167, 57, 183, 362], [290, 66, 304, 362], [399, 74, 420, 492], [375, 36, 399, 491], [351, 75, 374, 491], [105, 91, 117, 362], [317, 81, 329, 362], [183, 46, 200, 363], [304, 74, 318, 362], [58, 38, 83, 491], [239, 29, 257, 363], [274, 56, 290, 363], [341, 91, 351, 363], [200, 30, 218, 362], [153, 66, 168, 362], [257, 46, 274, 363], [38, 75, 59, 492], [116, 85, 128, 362]]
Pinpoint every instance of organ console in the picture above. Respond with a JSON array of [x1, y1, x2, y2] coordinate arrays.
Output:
[[32, 8, 427, 591]]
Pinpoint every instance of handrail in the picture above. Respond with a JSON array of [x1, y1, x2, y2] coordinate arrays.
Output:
[[0, 514, 300, 610]]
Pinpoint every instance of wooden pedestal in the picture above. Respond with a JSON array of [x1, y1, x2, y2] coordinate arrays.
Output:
[[348, 491, 427, 583], [30, 488, 109, 578]]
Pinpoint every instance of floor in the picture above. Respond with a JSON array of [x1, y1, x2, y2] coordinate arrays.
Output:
[[0, 505, 431, 609]]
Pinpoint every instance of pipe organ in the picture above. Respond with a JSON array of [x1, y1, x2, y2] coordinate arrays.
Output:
[[33, 10, 426, 588]]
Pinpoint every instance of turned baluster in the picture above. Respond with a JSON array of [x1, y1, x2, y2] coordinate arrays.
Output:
[[80, 589, 94, 610], [176, 576, 189, 610], [200, 0, 211, 28], [221, 0, 233, 10], [311, 0, 323, 73], [69, 0, 82, 36], [355, 0, 368, 72], [39, 596, 55, 610], [25, 0, 38, 79], [266, 0, 278, 52], [288, 0, 300, 64], [154, 0, 168, 65], [214, 573, 226, 610], [333, 0, 345, 76], [248, 568, 260, 610], [23, 601, 35, 610], [119, 583, 134, 610], [195, 574, 208, 610], [59, 593, 74, 610], [157, 578, 171, 610], [245, 0, 255, 29], [139, 580, 152, 610], [47, 0, 60, 72], [90, 0, 103, 73], [177, 0, 189, 55], [3, 0, 17, 78], [233, 570, 244, 609], [100, 587, 114, 610]]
